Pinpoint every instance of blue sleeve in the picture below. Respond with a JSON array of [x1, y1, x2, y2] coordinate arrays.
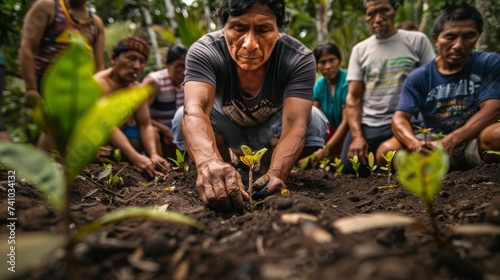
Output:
[[396, 69, 425, 115], [477, 52, 500, 104]]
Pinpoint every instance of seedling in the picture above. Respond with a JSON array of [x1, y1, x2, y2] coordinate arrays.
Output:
[[337, 145, 486, 242], [318, 157, 332, 172], [239, 145, 267, 212], [333, 157, 344, 175], [97, 163, 127, 189], [380, 150, 396, 185], [168, 149, 189, 178], [413, 125, 433, 146], [335, 144, 500, 252], [349, 155, 360, 178], [0, 42, 202, 278], [367, 151, 377, 177]]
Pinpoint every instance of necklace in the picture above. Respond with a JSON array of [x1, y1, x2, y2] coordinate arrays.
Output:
[[65, 0, 92, 26]]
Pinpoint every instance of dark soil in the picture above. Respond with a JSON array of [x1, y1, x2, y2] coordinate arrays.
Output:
[[1, 162, 500, 280]]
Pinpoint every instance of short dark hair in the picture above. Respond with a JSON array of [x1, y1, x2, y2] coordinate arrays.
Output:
[[397, 20, 418, 31], [214, 0, 289, 31], [313, 42, 342, 62], [433, 3, 483, 36], [165, 44, 188, 64], [363, 0, 400, 12]]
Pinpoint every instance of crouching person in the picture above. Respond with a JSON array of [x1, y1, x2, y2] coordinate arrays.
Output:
[[377, 3, 500, 171], [170, 0, 328, 212]]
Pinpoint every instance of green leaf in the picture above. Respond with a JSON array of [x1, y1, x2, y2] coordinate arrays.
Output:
[[97, 165, 112, 181], [42, 42, 101, 150], [394, 145, 449, 202], [484, 150, 500, 155], [65, 85, 153, 183], [368, 152, 375, 168], [75, 207, 204, 240], [0, 232, 66, 279], [0, 142, 65, 210]]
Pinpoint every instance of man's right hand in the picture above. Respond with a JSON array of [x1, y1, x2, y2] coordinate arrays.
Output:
[[348, 136, 369, 165], [195, 160, 249, 212]]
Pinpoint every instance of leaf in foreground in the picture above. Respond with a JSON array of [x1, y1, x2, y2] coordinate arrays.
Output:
[[0, 142, 65, 210], [0, 233, 66, 279], [394, 144, 449, 202], [75, 207, 204, 240], [65, 85, 153, 182], [332, 213, 420, 234]]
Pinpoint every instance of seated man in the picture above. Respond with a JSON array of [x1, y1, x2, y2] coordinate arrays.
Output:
[[377, 3, 500, 171], [171, 0, 328, 211], [94, 37, 169, 177], [141, 44, 188, 159]]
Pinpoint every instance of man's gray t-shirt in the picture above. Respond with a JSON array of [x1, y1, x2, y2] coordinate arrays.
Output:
[[347, 30, 435, 126], [184, 31, 316, 127]]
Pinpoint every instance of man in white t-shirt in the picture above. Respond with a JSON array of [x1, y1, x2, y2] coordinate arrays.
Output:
[[342, 0, 435, 175]]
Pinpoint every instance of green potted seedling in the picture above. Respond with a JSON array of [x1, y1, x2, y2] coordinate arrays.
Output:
[[349, 155, 361, 178], [239, 145, 268, 211], [0, 42, 202, 279]]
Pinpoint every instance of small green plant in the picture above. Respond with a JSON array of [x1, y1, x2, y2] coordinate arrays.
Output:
[[367, 151, 377, 177], [380, 150, 396, 185], [349, 155, 360, 178], [0, 42, 202, 278], [413, 125, 433, 146], [333, 157, 344, 175], [98, 163, 127, 189], [334, 144, 500, 250], [239, 145, 267, 211], [318, 157, 332, 171], [168, 149, 189, 178]]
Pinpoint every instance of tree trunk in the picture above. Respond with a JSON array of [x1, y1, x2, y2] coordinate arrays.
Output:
[[315, 0, 328, 43], [475, 0, 493, 51], [141, 6, 163, 69], [164, 0, 181, 44], [201, 0, 213, 32]]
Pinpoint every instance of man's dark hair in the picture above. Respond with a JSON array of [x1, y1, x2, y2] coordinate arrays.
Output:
[[165, 44, 188, 64], [214, 0, 289, 31], [313, 42, 342, 62], [433, 3, 483, 36], [363, 0, 401, 11]]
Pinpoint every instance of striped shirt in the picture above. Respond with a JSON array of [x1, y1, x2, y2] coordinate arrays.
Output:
[[147, 69, 184, 127]]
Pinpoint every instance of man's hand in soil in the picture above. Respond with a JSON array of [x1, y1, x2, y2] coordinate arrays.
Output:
[[150, 153, 170, 171], [348, 136, 369, 165], [130, 154, 160, 178], [252, 173, 286, 200], [195, 160, 249, 212]]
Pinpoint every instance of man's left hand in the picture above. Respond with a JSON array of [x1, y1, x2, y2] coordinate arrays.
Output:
[[252, 173, 286, 200]]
